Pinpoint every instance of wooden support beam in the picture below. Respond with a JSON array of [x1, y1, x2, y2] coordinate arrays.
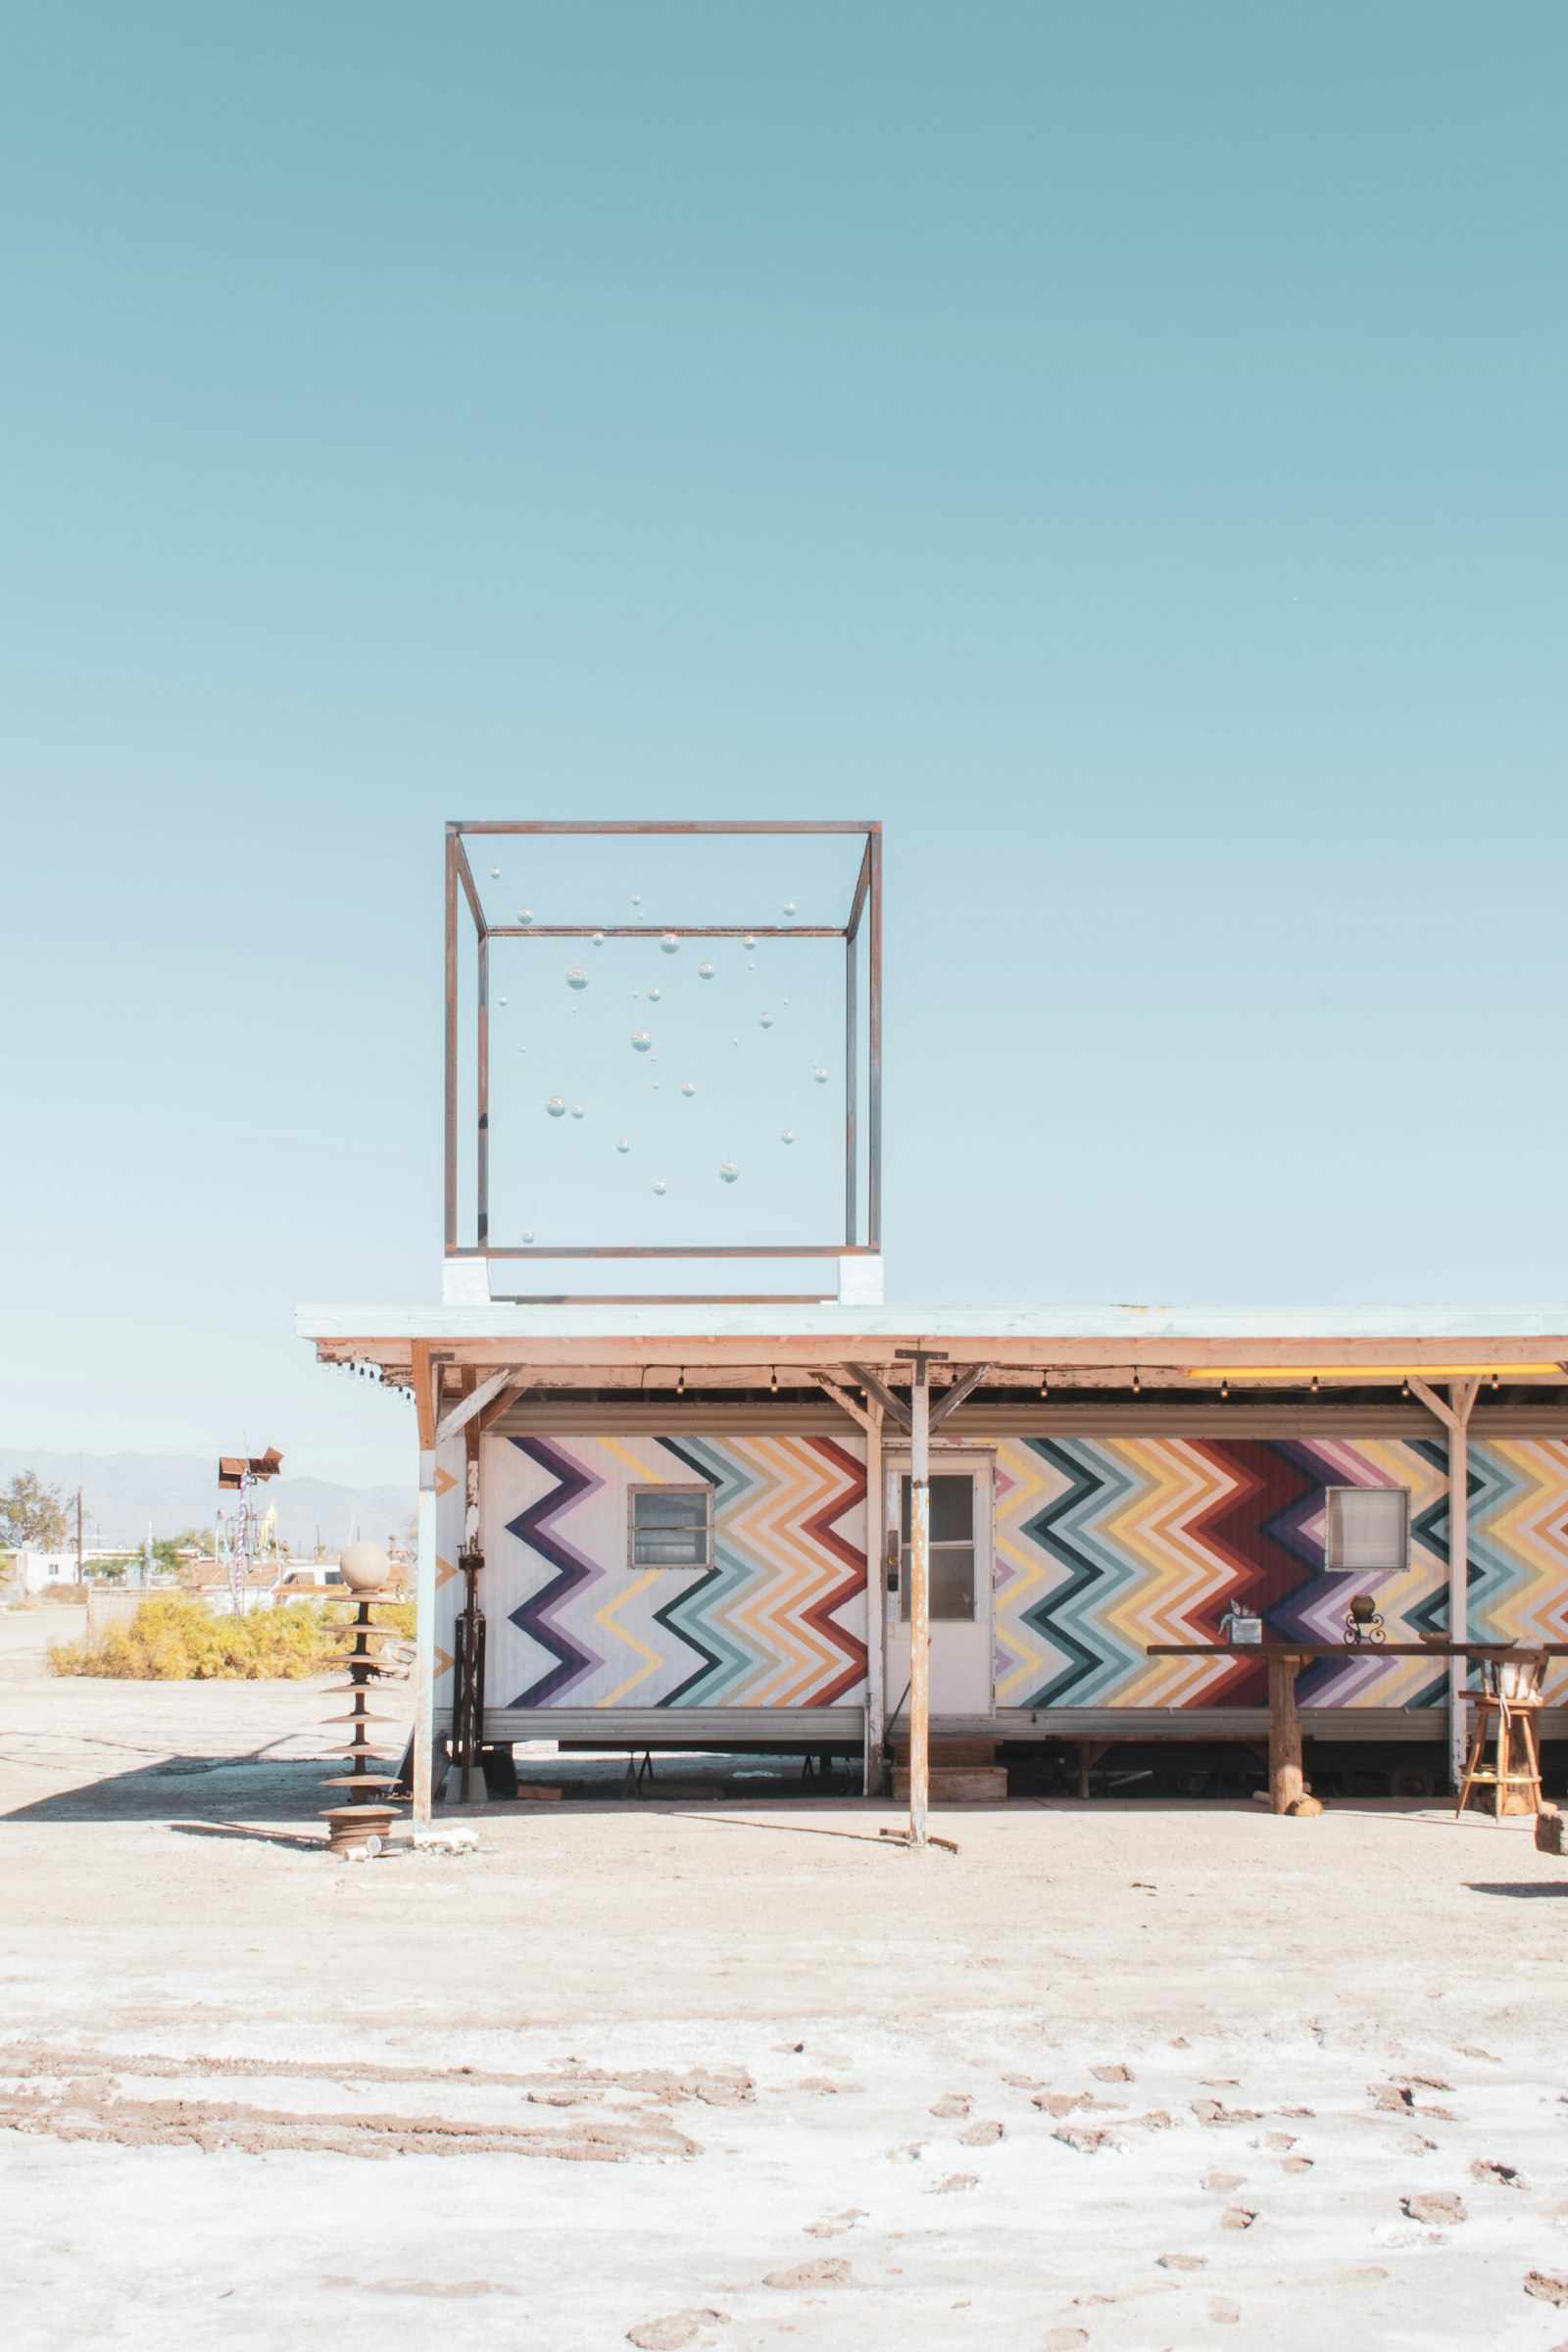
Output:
[[435, 1364, 526, 1446], [848, 1363, 912, 1434], [928, 1363, 993, 1430], [808, 1371, 877, 1436]]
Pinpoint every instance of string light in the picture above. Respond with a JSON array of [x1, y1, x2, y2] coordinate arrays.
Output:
[[1311, 1375, 1319, 1396], [676, 1367, 685, 1396], [1039, 1369, 1049, 1400], [1132, 1368, 1141, 1396], [770, 1366, 778, 1394], [1492, 1371, 1499, 1393], [1401, 1378, 1409, 1399], [1220, 1377, 1230, 1399]]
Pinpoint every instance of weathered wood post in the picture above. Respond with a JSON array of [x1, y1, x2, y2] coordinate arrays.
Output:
[[1267, 1652, 1304, 1812], [895, 1347, 948, 1849]]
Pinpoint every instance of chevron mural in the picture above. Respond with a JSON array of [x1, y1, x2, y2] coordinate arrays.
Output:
[[437, 1427, 1568, 1720], [475, 1433, 868, 1710], [994, 1436, 1568, 1712]]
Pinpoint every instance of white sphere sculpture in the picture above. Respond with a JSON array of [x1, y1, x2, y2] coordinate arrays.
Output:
[[338, 1541, 391, 1592]]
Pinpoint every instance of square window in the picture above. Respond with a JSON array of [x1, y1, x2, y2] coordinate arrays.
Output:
[[629, 1486, 712, 1570], [1324, 1487, 1409, 1574]]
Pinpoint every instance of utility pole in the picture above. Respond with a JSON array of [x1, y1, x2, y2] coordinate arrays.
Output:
[[894, 1347, 947, 1848], [76, 1490, 84, 1587]]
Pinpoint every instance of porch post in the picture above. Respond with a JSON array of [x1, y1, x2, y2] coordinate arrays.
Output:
[[862, 1399, 885, 1797], [908, 1359, 930, 1847], [1409, 1375, 1480, 1790], [411, 1338, 439, 1831]]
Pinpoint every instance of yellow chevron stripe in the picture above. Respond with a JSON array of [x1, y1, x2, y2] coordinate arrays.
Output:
[[593, 1570, 665, 1706]]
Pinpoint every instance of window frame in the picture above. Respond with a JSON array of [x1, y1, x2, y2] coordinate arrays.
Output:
[[627, 1482, 714, 1572], [1323, 1485, 1410, 1575]]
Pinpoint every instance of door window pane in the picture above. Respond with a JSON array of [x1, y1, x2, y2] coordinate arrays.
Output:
[[1324, 1487, 1408, 1573], [899, 1474, 974, 1544]]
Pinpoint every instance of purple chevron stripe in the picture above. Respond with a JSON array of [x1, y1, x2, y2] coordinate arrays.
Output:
[[506, 1437, 605, 1706]]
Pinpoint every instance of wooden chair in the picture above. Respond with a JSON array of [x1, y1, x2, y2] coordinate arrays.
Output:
[[1455, 1653, 1547, 1819]]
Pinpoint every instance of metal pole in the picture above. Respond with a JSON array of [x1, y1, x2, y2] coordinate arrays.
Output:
[[908, 1359, 930, 1845]]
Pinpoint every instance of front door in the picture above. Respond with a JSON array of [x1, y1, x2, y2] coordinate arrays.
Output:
[[883, 1453, 995, 1719]]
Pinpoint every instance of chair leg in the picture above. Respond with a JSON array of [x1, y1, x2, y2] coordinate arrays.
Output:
[[1515, 1708, 1544, 1812], [1454, 1706, 1490, 1817]]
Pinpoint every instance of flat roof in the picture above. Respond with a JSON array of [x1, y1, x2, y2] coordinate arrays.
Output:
[[295, 1301, 1568, 1375]]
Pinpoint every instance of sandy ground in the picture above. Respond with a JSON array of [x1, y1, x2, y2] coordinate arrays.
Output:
[[4, 1657, 1568, 2352]]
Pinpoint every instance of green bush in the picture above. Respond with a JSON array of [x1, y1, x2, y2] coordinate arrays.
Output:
[[47, 1593, 416, 1681]]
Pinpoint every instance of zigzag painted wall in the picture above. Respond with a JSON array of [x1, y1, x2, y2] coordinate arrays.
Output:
[[994, 1436, 1568, 1710], [439, 1428, 1568, 1718], [473, 1433, 868, 1709]]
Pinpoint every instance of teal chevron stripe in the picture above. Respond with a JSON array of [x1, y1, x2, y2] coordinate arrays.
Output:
[[1018, 1439, 1146, 1707], [654, 1436, 763, 1706]]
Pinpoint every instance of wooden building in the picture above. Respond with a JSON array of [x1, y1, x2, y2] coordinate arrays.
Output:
[[294, 1302, 1568, 1820]]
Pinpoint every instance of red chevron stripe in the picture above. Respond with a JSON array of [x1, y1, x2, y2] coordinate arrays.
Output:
[[798, 1434, 868, 1707]]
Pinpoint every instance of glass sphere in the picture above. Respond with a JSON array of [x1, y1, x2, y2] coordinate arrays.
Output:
[[517, 908, 533, 925], [781, 1129, 795, 1143], [566, 966, 588, 989], [743, 934, 756, 949], [489, 866, 500, 878], [546, 1097, 566, 1117], [570, 1103, 584, 1118], [616, 1138, 630, 1152], [660, 934, 679, 955], [813, 1065, 828, 1083], [653, 1179, 666, 1195], [759, 1012, 774, 1028], [698, 961, 715, 979], [719, 1162, 739, 1183], [591, 931, 605, 947], [521, 1230, 535, 1243], [782, 901, 796, 916], [681, 1082, 695, 1097], [647, 986, 662, 1002], [631, 1032, 652, 1053]]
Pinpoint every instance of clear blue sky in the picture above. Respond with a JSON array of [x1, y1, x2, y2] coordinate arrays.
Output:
[[3, 4, 1565, 1485]]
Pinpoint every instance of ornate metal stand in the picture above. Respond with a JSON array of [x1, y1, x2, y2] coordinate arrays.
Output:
[[320, 1591, 406, 1853], [451, 1545, 487, 1802]]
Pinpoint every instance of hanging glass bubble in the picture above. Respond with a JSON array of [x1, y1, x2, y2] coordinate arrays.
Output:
[[521, 1230, 535, 1243], [591, 931, 605, 947], [631, 894, 641, 905], [812, 1065, 828, 1083], [570, 1104, 584, 1118], [660, 934, 679, 955], [782, 902, 796, 916], [743, 934, 756, 949], [781, 1129, 795, 1143], [648, 986, 662, 1001], [759, 1012, 774, 1028], [653, 1179, 666, 1195], [782, 996, 790, 1005], [517, 909, 533, 925], [566, 967, 588, 990], [490, 866, 501, 878], [698, 962, 715, 979], [631, 1032, 652, 1052], [546, 1098, 566, 1117], [719, 1162, 739, 1183], [616, 1138, 630, 1152], [681, 1082, 695, 1097], [498, 995, 508, 1005]]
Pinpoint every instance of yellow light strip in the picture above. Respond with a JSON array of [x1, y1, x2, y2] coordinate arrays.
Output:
[[1186, 1363, 1564, 1383]]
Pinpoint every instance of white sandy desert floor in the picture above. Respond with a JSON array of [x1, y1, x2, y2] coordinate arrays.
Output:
[[3, 1651, 1568, 2352]]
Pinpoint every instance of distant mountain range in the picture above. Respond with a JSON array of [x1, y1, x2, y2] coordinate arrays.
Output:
[[0, 1450, 416, 1555]]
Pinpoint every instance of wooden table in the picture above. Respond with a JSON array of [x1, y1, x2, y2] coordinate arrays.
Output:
[[1144, 1642, 1568, 1814]]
